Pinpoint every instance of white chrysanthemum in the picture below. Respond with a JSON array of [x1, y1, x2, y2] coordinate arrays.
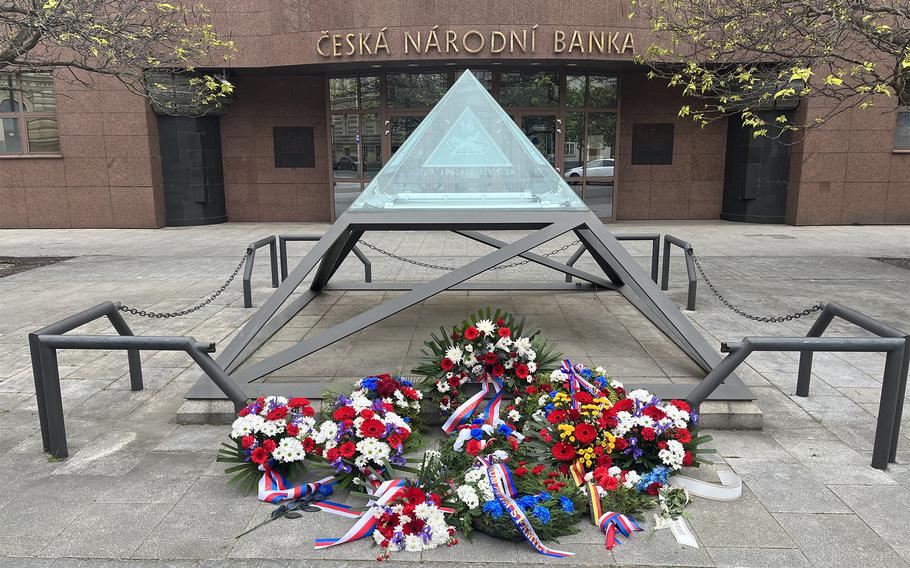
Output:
[[350, 391, 372, 411], [476, 476, 495, 502], [495, 337, 512, 352], [259, 419, 285, 437], [445, 346, 464, 364], [628, 389, 654, 403], [313, 420, 338, 445], [508, 409, 521, 423], [662, 405, 690, 429], [231, 414, 265, 438], [436, 379, 450, 393], [550, 369, 568, 383], [475, 319, 495, 336], [356, 437, 390, 464], [623, 470, 641, 489], [404, 534, 424, 552], [609, 378, 624, 390], [511, 336, 533, 357], [526, 349, 536, 361], [490, 449, 509, 462], [608, 466, 622, 476], [456, 484, 480, 509], [504, 359, 514, 369], [532, 409, 545, 422], [659, 439, 686, 470], [272, 437, 306, 463], [464, 468, 485, 483], [470, 363, 482, 375], [528, 361, 537, 373]]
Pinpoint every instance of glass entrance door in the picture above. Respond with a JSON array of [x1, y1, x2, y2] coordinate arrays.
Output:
[[513, 113, 560, 172], [385, 114, 425, 157]]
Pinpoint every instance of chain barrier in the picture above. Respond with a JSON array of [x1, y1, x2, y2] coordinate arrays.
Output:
[[118, 250, 249, 319], [690, 253, 823, 323], [358, 240, 582, 271]]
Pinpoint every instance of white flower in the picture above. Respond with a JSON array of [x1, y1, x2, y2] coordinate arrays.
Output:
[[528, 362, 537, 373], [608, 466, 622, 476], [456, 484, 480, 509], [527, 350, 536, 361], [659, 439, 686, 470], [272, 437, 306, 463], [628, 389, 654, 403], [532, 409, 545, 422], [490, 449, 509, 462], [512, 336, 533, 357], [404, 534, 424, 552], [464, 468, 485, 483], [465, 344, 474, 353], [436, 380, 450, 393], [445, 346, 464, 364], [508, 409, 521, 423], [356, 437, 390, 466], [261, 396, 289, 413], [259, 419, 285, 437], [623, 470, 641, 489], [550, 369, 568, 383], [313, 420, 338, 446], [475, 319, 495, 336], [495, 337, 512, 351], [230, 414, 265, 438], [514, 396, 523, 405]]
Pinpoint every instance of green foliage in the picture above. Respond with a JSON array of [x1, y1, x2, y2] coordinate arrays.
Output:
[[599, 484, 656, 518], [216, 441, 308, 495]]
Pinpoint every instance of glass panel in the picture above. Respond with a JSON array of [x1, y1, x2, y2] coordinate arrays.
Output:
[[361, 113, 382, 177], [387, 73, 447, 108], [585, 112, 617, 174], [520, 114, 556, 168], [390, 116, 423, 155], [563, 111, 584, 182], [0, 74, 18, 112], [329, 77, 358, 110], [566, 75, 586, 108], [349, 71, 587, 211], [21, 74, 56, 112], [360, 76, 380, 109], [26, 117, 59, 153], [585, 179, 613, 218], [332, 114, 360, 216], [498, 72, 558, 107], [0, 117, 21, 153], [588, 75, 618, 108], [470, 70, 493, 92], [896, 111, 910, 150]]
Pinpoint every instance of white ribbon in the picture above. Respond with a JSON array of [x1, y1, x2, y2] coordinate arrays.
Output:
[[668, 469, 742, 501]]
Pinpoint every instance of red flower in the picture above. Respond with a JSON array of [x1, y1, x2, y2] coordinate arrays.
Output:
[[642, 406, 666, 421], [646, 482, 663, 496], [613, 399, 634, 413], [551, 442, 577, 462], [547, 410, 567, 424], [465, 439, 482, 456], [676, 428, 692, 443], [302, 437, 315, 452], [531, 464, 546, 475], [597, 454, 612, 468], [333, 406, 355, 421], [683, 451, 694, 467], [326, 447, 340, 461], [376, 376, 400, 397], [301, 406, 315, 417], [241, 435, 255, 449], [496, 318, 505, 326], [508, 437, 519, 451], [525, 385, 537, 395], [671, 400, 691, 413], [593, 445, 604, 455], [613, 437, 629, 451], [641, 427, 656, 441], [574, 423, 597, 445], [484, 352, 498, 365], [440, 396, 450, 406], [440, 358, 455, 371], [360, 418, 386, 438], [262, 439, 277, 453], [402, 487, 425, 504], [266, 406, 288, 421], [251, 447, 269, 464], [514, 466, 528, 476], [568, 409, 581, 421], [238, 407, 250, 417], [498, 327, 511, 338], [387, 434, 403, 449], [339, 441, 356, 458], [402, 387, 420, 400], [600, 475, 620, 491], [658, 441, 668, 450], [451, 331, 461, 341], [463, 326, 479, 341], [360, 409, 375, 419], [575, 391, 593, 405], [288, 397, 310, 409], [492, 364, 505, 377], [514, 363, 529, 380]]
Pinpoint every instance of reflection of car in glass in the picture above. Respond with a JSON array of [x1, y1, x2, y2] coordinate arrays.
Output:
[[334, 156, 359, 171], [565, 158, 614, 178]]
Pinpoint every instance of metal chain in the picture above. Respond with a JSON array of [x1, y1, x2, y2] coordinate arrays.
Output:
[[691, 253, 823, 323], [358, 240, 582, 271], [118, 250, 249, 318]]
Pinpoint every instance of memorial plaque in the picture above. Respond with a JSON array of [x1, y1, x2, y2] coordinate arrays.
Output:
[[273, 127, 315, 168], [632, 123, 674, 165]]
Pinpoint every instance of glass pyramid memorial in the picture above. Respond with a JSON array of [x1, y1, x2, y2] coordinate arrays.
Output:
[[348, 71, 589, 211]]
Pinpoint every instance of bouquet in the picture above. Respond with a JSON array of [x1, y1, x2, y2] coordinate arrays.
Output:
[[439, 418, 525, 475], [372, 486, 458, 558], [413, 308, 561, 430], [217, 396, 318, 493], [351, 374, 424, 442]]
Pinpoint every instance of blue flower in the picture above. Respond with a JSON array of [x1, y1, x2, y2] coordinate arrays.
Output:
[[558, 496, 574, 513], [471, 418, 485, 425], [544, 403, 555, 413], [482, 500, 504, 519], [497, 423, 513, 436], [470, 428, 484, 440], [532, 505, 551, 525], [537, 491, 551, 501], [400, 379, 412, 387], [517, 495, 538, 510], [318, 484, 334, 497], [360, 377, 378, 390]]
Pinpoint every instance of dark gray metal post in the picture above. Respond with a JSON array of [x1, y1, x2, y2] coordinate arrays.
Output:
[[686, 343, 752, 407], [28, 332, 50, 453], [892, 336, 910, 461], [351, 245, 372, 283], [243, 236, 279, 308], [37, 344, 66, 458], [268, 238, 279, 288], [661, 235, 697, 310], [106, 307, 143, 391], [615, 235, 661, 284], [661, 238, 672, 291], [796, 305, 835, 397], [564, 243, 586, 283], [874, 347, 905, 469]]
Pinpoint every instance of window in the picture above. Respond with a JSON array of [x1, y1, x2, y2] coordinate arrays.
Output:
[[896, 111, 910, 151], [0, 73, 59, 155], [498, 72, 558, 107], [387, 73, 447, 108]]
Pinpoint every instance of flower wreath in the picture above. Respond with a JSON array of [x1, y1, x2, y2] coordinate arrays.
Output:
[[349, 374, 425, 445], [438, 418, 526, 474]]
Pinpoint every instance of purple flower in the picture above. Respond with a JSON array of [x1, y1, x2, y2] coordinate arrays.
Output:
[[331, 458, 351, 474]]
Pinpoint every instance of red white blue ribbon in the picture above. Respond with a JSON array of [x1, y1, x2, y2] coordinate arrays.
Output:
[[597, 511, 642, 550], [478, 456, 574, 558], [257, 467, 359, 518], [314, 478, 407, 549], [560, 360, 602, 410], [442, 373, 503, 434]]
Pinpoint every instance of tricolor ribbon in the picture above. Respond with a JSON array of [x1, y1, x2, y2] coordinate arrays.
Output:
[[478, 456, 574, 558], [560, 359, 603, 409], [314, 478, 407, 549], [597, 511, 642, 550], [442, 372, 503, 434], [257, 466, 360, 518]]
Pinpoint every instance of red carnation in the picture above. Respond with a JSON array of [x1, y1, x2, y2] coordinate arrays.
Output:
[[403, 487, 426, 504], [531, 464, 546, 475], [333, 406, 355, 421], [338, 442, 356, 458], [464, 326, 479, 341], [402, 387, 420, 400], [641, 427, 656, 441], [658, 441, 668, 450], [238, 407, 250, 417], [262, 439, 277, 453], [525, 385, 537, 395], [492, 364, 505, 377], [613, 399, 634, 413], [484, 352, 498, 365], [671, 400, 691, 413], [241, 435, 255, 449], [574, 423, 597, 445], [302, 437, 315, 452], [613, 437, 629, 451], [266, 406, 288, 421], [547, 409, 567, 424], [676, 428, 692, 443], [496, 318, 505, 326], [596, 454, 612, 468], [515, 363, 529, 380], [568, 409, 581, 421], [360, 409, 375, 419], [440, 358, 455, 371], [508, 437, 519, 451], [683, 451, 694, 466], [498, 327, 511, 338], [465, 439, 482, 456], [288, 397, 310, 409], [646, 482, 662, 496], [326, 447, 340, 461], [301, 406, 315, 417], [600, 475, 620, 491], [642, 406, 666, 421], [575, 391, 593, 405], [514, 466, 528, 476], [251, 447, 269, 464], [360, 418, 386, 438], [551, 442, 577, 462]]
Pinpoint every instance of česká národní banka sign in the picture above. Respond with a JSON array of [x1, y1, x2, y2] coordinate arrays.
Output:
[[316, 26, 635, 58]]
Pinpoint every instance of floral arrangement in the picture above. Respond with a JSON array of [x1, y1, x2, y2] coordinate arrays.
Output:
[[372, 486, 458, 558], [351, 374, 424, 442], [217, 395, 318, 492], [413, 308, 561, 428], [439, 418, 526, 473]]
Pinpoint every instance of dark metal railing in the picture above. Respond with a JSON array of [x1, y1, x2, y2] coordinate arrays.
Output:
[[566, 234, 661, 284], [278, 234, 371, 283], [243, 236, 280, 308], [661, 234, 697, 310], [28, 301, 247, 459], [686, 302, 909, 470]]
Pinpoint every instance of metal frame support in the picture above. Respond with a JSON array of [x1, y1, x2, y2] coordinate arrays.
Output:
[[278, 234, 371, 284], [661, 234, 697, 311], [685, 302, 909, 470], [566, 234, 660, 284], [243, 236, 280, 308], [28, 301, 247, 459]]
